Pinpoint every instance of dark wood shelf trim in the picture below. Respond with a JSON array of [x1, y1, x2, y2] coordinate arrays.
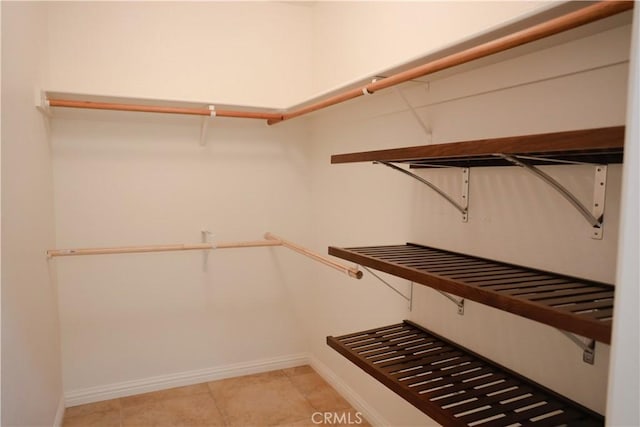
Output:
[[328, 320, 604, 426], [331, 126, 624, 166], [329, 243, 613, 343]]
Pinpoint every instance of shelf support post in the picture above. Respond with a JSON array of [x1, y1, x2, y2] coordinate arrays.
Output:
[[461, 168, 470, 222], [497, 154, 605, 239], [377, 161, 469, 222], [592, 165, 607, 239]]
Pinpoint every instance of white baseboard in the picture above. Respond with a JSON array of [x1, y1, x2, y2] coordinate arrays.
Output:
[[309, 356, 390, 427], [53, 394, 65, 427], [64, 352, 389, 426], [64, 353, 309, 407]]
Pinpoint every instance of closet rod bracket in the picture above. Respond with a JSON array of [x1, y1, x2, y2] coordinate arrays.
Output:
[[201, 230, 215, 271], [558, 329, 596, 365], [35, 89, 52, 117], [497, 154, 605, 239], [199, 105, 216, 146], [376, 161, 469, 222]]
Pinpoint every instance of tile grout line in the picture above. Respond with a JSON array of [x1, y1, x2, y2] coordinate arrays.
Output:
[[207, 379, 230, 427], [283, 370, 318, 425], [283, 367, 361, 425]]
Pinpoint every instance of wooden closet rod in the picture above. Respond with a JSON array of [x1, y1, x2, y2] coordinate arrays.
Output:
[[46, 240, 280, 257], [267, 0, 633, 125], [45, 1, 632, 125], [265, 233, 363, 279], [46, 99, 283, 121], [47, 234, 362, 279]]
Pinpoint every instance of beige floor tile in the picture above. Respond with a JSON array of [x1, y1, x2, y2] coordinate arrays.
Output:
[[289, 372, 351, 412], [209, 372, 315, 426], [122, 393, 225, 427], [64, 399, 121, 419], [62, 409, 120, 427], [121, 383, 211, 408], [62, 369, 359, 427]]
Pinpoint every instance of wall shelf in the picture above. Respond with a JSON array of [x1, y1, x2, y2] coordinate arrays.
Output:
[[330, 127, 624, 167], [329, 243, 614, 344], [328, 320, 604, 426], [331, 126, 624, 238]]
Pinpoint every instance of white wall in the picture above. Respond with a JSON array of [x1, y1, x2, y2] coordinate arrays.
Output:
[[52, 112, 313, 400], [307, 23, 630, 424], [1, 2, 64, 426], [1, 4, 3, 420], [46, 1, 314, 107], [607, 4, 639, 425], [46, 1, 555, 107], [43, 1, 317, 403], [311, 1, 549, 93]]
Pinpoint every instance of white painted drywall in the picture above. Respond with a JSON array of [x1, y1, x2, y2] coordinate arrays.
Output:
[[46, 1, 314, 107], [45, 1, 555, 108], [311, 1, 549, 93], [1, 2, 64, 425], [51, 113, 312, 397], [607, 4, 640, 426], [307, 24, 630, 424], [44, 0, 315, 401]]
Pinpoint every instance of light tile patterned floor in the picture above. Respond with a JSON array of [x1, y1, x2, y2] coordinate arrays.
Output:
[[63, 365, 370, 427]]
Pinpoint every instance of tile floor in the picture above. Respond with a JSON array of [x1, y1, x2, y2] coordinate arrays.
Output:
[[62, 366, 370, 427]]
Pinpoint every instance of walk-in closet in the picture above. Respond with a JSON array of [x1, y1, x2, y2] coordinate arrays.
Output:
[[2, 1, 638, 426]]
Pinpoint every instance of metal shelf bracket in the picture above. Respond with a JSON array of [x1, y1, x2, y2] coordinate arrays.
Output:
[[362, 266, 412, 309], [377, 161, 469, 222], [497, 154, 607, 239], [437, 290, 465, 315], [393, 86, 432, 143], [558, 329, 596, 364], [363, 266, 462, 314]]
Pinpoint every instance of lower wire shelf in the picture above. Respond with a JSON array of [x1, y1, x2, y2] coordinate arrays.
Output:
[[328, 321, 603, 427]]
